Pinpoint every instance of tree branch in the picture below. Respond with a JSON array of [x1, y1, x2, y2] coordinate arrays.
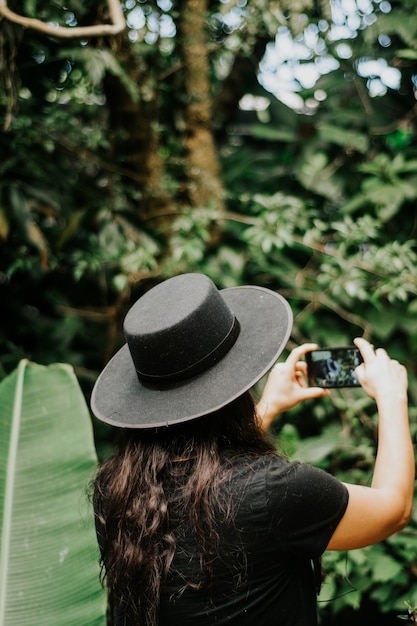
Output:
[[0, 0, 126, 38]]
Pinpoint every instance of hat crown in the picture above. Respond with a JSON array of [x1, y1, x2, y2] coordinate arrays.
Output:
[[124, 274, 239, 386]]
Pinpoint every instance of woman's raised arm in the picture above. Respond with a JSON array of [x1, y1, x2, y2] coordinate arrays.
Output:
[[327, 337, 414, 550]]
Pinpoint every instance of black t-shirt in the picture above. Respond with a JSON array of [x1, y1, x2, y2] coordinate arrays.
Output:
[[158, 455, 348, 626]]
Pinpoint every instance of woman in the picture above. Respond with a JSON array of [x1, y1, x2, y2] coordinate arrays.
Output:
[[91, 273, 414, 626]]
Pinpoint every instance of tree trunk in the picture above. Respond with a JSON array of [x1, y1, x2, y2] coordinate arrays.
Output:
[[103, 31, 175, 222], [176, 0, 225, 211]]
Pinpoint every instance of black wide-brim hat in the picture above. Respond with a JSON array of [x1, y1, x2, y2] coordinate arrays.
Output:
[[91, 273, 292, 428]]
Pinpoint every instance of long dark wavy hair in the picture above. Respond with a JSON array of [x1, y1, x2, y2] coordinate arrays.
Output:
[[93, 390, 277, 626]]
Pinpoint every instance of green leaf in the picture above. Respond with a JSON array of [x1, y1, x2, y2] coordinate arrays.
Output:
[[397, 48, 417, 60], [0, 360, 105, 626], [295, 152, 343, 201], [62, 49, 140, 102], [369, 551, 404, 583], [317, 124, 369, 154], [248, 124, 298, 143], [292, 424, 350, 464]]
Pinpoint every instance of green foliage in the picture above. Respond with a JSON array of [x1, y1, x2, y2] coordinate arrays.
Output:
[[318, 535, 417, 618], [0, 360, 105, 625], [61, 47, 141, 101]]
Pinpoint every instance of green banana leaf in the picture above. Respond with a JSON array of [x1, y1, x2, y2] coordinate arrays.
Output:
[[0, 360, 106, 626]]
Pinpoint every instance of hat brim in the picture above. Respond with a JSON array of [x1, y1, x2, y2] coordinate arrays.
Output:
[[90, 285, 292, 428]]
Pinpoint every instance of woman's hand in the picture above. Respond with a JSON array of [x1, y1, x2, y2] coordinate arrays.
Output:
[[256, 343, 330, 431], [353, 337, 408, 403]]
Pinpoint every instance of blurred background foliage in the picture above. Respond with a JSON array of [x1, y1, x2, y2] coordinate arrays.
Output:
[[1, 0, 417, 622]]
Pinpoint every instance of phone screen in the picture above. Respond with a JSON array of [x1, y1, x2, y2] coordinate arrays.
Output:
[[306, 347, 363, 388]]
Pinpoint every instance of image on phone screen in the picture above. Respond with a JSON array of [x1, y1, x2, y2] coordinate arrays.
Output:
[[306, 347, 363, 388]]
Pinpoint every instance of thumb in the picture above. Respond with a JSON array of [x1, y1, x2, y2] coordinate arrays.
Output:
[[303, 386, 331, 400]]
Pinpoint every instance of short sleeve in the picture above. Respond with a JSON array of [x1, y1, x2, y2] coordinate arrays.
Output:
[[266, 459, 349, 558]]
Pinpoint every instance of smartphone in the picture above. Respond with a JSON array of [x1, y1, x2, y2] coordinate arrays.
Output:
[[306, 347, 363, 388]]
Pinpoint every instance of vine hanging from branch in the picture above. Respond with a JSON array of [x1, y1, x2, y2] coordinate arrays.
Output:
[[0, 0, 126, 38]]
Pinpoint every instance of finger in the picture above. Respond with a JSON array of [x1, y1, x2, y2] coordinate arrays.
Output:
[[354, 337, 377, 363], [286, 343, 318, 367], [354, 363, 365, 383], [303, 387, 331, 399], [295, 362, 308, 387], [296, 361, 308, 375], [375, 347, 389, 359], [295, 371, 308, 388]]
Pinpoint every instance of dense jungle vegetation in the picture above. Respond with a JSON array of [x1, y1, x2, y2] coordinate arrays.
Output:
[[1, 0, 417, 622]]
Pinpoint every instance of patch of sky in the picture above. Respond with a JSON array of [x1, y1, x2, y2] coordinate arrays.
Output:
[[33, 51, 46, 64], [258, 27, 339, 109], [127, 6, 146, 30], [257, 0, 399, 111], [159, 14, 176, 37], [157, 0, 173, 11], [355, 57, 401, 95], [65, 12, 77, 27], [127, 2, 176, 38], [148, 12, 160, 32], [221, 6, 246, 33], [379, 1, 392, 13]]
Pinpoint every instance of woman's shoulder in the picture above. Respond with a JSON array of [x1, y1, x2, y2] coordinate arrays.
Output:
[[224, 453, 295, 495], [227, 451, 293, 475], [227, 452, 347, 504]]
